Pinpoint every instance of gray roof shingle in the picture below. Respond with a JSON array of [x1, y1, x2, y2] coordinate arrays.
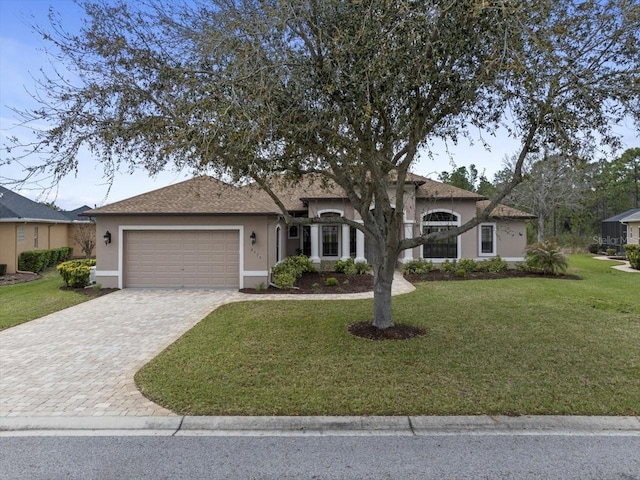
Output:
[[0, 186, 72, 222]]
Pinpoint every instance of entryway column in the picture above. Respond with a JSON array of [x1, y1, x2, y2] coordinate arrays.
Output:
[[355, 225, 366, 263], [341, 224, 351, 260], [402, 222, 414, 263], [310, 224, 320, 264]]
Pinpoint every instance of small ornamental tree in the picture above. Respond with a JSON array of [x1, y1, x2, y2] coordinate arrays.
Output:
[[3, 0, 639, 329]]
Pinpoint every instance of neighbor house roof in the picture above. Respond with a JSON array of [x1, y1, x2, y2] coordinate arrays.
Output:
[[85, 176, 281, 216], [476, 200, 537, 219], [0, 186, 72, 223], [603, 208, 640, 223], [62, 205, 93, 222]]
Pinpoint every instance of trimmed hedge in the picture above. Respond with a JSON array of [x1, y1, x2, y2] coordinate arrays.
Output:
[[334, 257, 371, 275], [57, 259, 96, 288], [624, 244, 640, 270], [18, 247, 73, 273]]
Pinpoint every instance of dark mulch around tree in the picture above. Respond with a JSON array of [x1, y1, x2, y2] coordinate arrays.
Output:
[[240, 272, 373, 294], [348, 321, 427, 340], [404, 270, 580, 283], [0, 272, 41, 286], [60, 286, 120, 298]]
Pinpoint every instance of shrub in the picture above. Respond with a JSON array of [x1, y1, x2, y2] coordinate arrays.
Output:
[[334, 257, 355, 274], [353, 261, 371, 274], [606, 248, 617, 256], [441, 259, 456, 273], [402, 259, 436, 275], [478, 256, 508, 273], [272, 255, 317, 289], [455, 268, 467, 278], [457, 258, 479, 273], [325, 277, 339, 286], [524, 241, 568, 275], [255, 282, 266, 292], [57, 259, 96, 288], [18, 250, 48, 273], [588, 243, 600, 254], [624, 244, 640, 270]]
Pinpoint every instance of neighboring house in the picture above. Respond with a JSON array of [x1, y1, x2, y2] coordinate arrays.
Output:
[[601, 208, 640, 253], [86, 174, 535, 290], [0, 186, 95, 274]]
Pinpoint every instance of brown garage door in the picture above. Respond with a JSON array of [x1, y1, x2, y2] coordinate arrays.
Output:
[[124, 230, 239, 288]]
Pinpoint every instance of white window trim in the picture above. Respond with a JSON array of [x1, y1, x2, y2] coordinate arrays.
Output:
[[420, 209, 461, 261], [478, 223, 497, 257], [317, 209, 344, 259]]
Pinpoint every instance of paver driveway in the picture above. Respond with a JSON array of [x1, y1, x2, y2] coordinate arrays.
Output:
[[0, 273, 414, 417], [0, 289, 246, 417]]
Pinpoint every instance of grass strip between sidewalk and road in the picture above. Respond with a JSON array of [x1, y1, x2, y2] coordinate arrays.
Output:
[[136, 255, 640, 416]]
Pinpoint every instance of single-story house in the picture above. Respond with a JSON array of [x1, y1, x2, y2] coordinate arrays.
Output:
[[601, 208, 640, 253], [85, 174, 535, 289], [0, 186, 95, 274]]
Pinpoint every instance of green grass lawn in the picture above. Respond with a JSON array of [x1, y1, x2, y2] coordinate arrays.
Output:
[[0, 269, 90, 330], [136, 254, 640, 416]]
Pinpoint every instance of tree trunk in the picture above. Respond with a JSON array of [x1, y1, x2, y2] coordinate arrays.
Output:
[[537, 215, 546, 243], [370, 241, 397, 330]]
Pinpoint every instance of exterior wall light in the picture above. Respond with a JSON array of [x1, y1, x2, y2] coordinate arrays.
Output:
[[103, 231, 112, 245], [250, 231, 256, 245]]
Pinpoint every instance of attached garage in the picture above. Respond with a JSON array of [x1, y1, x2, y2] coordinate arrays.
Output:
[[123, 230, 240, 288]]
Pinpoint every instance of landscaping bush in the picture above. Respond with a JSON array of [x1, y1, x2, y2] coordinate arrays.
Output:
[[624, 244, 640, 270], [18, 250, 48, 273], [334, 257, 356, 274], [524, 241, 568, 275], [272, 255, 317, 289], [325, 277, 339, 286], [441, 259, 456, 273], [353, 261, 371, 274], [478, 256, 508, 273], [401, 259, 436, 275], [588, 243, 601, 254], [606, 248, 617, 256], [457, 258, 479, 273], [57, 259, 97, 288]]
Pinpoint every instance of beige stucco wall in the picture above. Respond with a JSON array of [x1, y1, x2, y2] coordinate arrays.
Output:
[[94, 215, 278, 288], [0, 222, 74, 274], [67, 223, 97, 258], [626, 221, 640, 245], [494, 221, 528, 259]]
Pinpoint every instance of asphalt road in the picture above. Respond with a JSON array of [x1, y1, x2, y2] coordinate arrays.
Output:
[[1, 433, 639, 479]]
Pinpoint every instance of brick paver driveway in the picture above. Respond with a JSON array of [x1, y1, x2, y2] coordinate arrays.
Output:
[[0, 290, 245, 417], [0, 273, 414, 418]]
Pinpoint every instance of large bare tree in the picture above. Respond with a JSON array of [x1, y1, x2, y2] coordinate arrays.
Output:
[[3, 0, 639, 328]]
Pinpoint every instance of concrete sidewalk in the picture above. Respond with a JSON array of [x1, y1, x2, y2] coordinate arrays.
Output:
[[1, 415, 639, 437]]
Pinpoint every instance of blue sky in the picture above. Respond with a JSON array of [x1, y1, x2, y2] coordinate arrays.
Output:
[[0, 1, 637, 210]]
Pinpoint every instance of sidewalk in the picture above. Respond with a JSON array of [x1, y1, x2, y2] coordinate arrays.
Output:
[[1, 415, 639, 436], [592, 255, 640, 273]]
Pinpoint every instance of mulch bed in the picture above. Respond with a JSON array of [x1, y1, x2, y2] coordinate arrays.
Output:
[[240, 272, 374, 294], [403, 270, 580, 283], [60, 286, 120, 298], [348, 321, 427, 340], [0, 272, 41, 286]]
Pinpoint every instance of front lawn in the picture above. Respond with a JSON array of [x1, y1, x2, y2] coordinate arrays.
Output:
[[0, 269, 90, 330], [136, 255, 640, 416]]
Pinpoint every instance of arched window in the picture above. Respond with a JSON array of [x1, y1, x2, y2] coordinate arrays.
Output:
[[421, 210, 460, 259]]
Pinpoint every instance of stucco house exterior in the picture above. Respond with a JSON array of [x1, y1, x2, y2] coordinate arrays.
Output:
[[86, 174, 535, 289], [0, 186, 95, 274], [620, 210, 640, 247]]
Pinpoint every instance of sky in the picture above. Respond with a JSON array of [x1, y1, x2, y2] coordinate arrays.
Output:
[[0, 0, 637, 210]]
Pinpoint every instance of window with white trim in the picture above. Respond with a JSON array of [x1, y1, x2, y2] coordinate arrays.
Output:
[[276, 226, 282, 262], [288, 225, 299, 239], [479, 224, 496, 256], [421, 211, 459, 259]]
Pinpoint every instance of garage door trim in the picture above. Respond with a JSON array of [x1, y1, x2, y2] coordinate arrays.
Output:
[[117, 225, 244, 289]]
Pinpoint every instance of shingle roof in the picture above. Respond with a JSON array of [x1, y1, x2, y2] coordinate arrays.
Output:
[[85, 177, 281, 215], [603, 208, 640, 223], [476, 200, 537, 219], [62, 205, 93, 222], [412, 174, 486, 200], [0, 186, 71, 222]]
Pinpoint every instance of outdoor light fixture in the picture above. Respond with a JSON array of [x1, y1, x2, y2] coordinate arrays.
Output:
[[103, 231, 112, 245], [250, 231, 256, 245]]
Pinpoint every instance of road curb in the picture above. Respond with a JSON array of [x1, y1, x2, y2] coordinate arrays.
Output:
[[1, 415, 639, 436]]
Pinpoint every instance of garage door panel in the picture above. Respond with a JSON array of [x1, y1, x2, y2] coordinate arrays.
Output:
[[124, 230, 239, 288]]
